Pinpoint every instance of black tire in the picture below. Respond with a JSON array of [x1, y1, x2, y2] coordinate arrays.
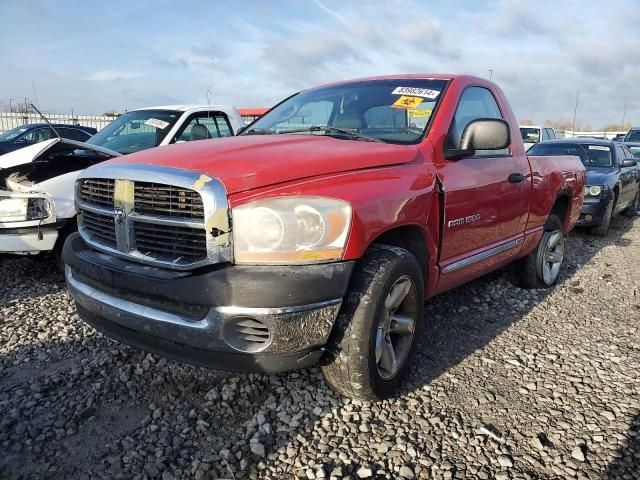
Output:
[[590, 196, 614, 236], [511, 214, 565, 289], [623, 188, 639, 218], [320, 245, 424, 401]]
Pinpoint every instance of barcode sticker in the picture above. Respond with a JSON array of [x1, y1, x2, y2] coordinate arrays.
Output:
[[392, 86, 440, 99]]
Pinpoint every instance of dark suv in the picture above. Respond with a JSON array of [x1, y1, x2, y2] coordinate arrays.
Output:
[[0, 123, 97, 155]]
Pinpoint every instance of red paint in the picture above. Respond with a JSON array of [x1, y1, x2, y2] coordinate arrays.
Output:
[[238, 108, 269, 117], [107, 74, 586, 299]]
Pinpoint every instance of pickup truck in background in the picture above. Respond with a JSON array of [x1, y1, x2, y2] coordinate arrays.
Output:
[[0, 105, 243, 267], [622, 126, 640, 158], [63, 75, 586, 400], [519, 125, 558, 151]]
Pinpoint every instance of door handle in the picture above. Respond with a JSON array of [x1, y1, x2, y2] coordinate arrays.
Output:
[[508, 173, 524, 183]]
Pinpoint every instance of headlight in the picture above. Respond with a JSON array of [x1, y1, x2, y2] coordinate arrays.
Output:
[[0, 197, 28, 222], [0, 197, 51, 223], [233, 196, 352, 264], [584, 185, 603, 197]]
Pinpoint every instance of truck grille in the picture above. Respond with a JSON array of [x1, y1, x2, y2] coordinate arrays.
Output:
[[79, 179, 115, 209], [134, 222, 206, 262], [75, 173, 227, 269], [134, 182, 204, 220], [81, 210, 117, 248]]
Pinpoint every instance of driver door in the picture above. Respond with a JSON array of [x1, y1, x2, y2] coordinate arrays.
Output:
[[435, 86, 529, 286]]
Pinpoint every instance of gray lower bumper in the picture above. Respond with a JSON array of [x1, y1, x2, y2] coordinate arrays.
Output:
[[66, 266, 342, 360]]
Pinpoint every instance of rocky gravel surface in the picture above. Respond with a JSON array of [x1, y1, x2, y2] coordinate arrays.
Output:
[[1, 215, 639, 480]]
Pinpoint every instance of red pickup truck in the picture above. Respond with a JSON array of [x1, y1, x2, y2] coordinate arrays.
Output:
[[63, 75, 585, 400]]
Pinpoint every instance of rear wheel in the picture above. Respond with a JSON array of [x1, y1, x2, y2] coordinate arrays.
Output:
[[623, 187, 639, 218], [321, 245, 424, 401], [511, 214, 565, 289]]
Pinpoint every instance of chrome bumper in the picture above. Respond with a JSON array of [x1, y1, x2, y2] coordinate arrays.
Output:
[[65, 266, 342, 356]]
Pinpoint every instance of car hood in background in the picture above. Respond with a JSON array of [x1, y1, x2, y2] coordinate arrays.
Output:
[[106, 134, 421, 194], [585, 167, 617, 186], [0, 138, 120, 171]]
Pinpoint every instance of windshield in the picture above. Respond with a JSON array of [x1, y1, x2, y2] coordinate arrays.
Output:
[[624, 129, 640, 142], [0, 126, 30, 142], [528, 143, 613, 167], [86, 110, 181, 154], [243, 79, 448, 144], [520, 127, 541, 144]]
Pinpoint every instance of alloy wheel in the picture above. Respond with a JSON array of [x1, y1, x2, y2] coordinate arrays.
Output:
[[375, 275, 418, 380], [542, 230, 564, 285]]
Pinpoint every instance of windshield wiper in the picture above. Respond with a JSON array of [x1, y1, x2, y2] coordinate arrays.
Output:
[[279, 126, 384, 143], [244, 128, 278, 135]]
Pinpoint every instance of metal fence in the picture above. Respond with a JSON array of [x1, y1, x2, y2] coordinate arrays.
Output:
[[559, 130, 627, 140], [0, 112, 115, 133]]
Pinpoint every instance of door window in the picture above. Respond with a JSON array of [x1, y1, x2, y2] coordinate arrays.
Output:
[[175, 113, 233, 142], [59, 128, 79, 140], [76, 129, 92, 141], [20, 128, 54, 145], [448, 87, 508, 156]]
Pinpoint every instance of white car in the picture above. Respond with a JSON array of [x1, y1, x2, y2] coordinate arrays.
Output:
[[519, 125, 558, 151], [0, 104, 243, 267]]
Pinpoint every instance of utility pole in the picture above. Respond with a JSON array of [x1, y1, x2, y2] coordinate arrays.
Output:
[[621, 103, 627, 130], [571, 90, 579, 137], [488, 68, 494, 81]]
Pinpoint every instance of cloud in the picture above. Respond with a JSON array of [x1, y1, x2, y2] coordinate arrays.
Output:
[[1, 0, 638, 126], [85, 70, 143, 82]]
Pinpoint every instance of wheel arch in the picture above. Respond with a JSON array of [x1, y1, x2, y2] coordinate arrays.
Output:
[[551, 191, 570, 231], [368, 224, 429, 283]]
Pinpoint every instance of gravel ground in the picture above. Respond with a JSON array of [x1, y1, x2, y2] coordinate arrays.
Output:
[[1, 216, 638, 480]]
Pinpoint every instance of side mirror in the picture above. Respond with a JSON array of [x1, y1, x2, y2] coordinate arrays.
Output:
[[621, 158, 637, 168], [446, 119, 511, 160], [236, 126, 248, 135]]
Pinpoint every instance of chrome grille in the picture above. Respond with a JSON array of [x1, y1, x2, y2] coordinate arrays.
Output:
[[78, 179, 115, 209], [134, 182, 204, 220], [75, 165, 231, 270], [81, 210, 117, 248], [134, 222, 206, 262]]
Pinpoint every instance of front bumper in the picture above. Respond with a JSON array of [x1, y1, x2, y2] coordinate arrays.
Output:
[[63, 234, 354, 373], [576, 197, 608, 227], [0, 220, 69, 254], [0, 230, 58, 254]]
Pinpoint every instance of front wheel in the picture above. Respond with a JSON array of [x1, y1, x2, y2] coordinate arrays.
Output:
[[590, 197, 614, 236], [511, 214, 565, 289], [623, 188, 639, 218], [321, 245, 424, 401]]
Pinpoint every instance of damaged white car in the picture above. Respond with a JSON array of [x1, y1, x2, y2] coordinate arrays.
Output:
[[0, 104, 243, 267]]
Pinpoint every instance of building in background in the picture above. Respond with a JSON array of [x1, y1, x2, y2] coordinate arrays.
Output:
[[238, 108, 269, 125]]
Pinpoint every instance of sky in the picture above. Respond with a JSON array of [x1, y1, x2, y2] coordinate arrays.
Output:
[[0, 0, 638, 128]]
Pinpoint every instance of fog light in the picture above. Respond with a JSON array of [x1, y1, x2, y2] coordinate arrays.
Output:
[[585, 214, 593, 222], [222, 316, 272, 353]]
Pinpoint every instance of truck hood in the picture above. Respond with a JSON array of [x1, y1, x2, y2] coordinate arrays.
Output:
[[585, 168, 617, 186], [0, 138, 120, 171], [107, 135, 420, 193]]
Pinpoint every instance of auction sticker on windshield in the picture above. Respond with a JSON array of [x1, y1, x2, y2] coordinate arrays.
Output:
[[408, 109, 432, 118], [144, 118, 170, 129], [392, 96, 424, 109], [392, 87, 440, 99]]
